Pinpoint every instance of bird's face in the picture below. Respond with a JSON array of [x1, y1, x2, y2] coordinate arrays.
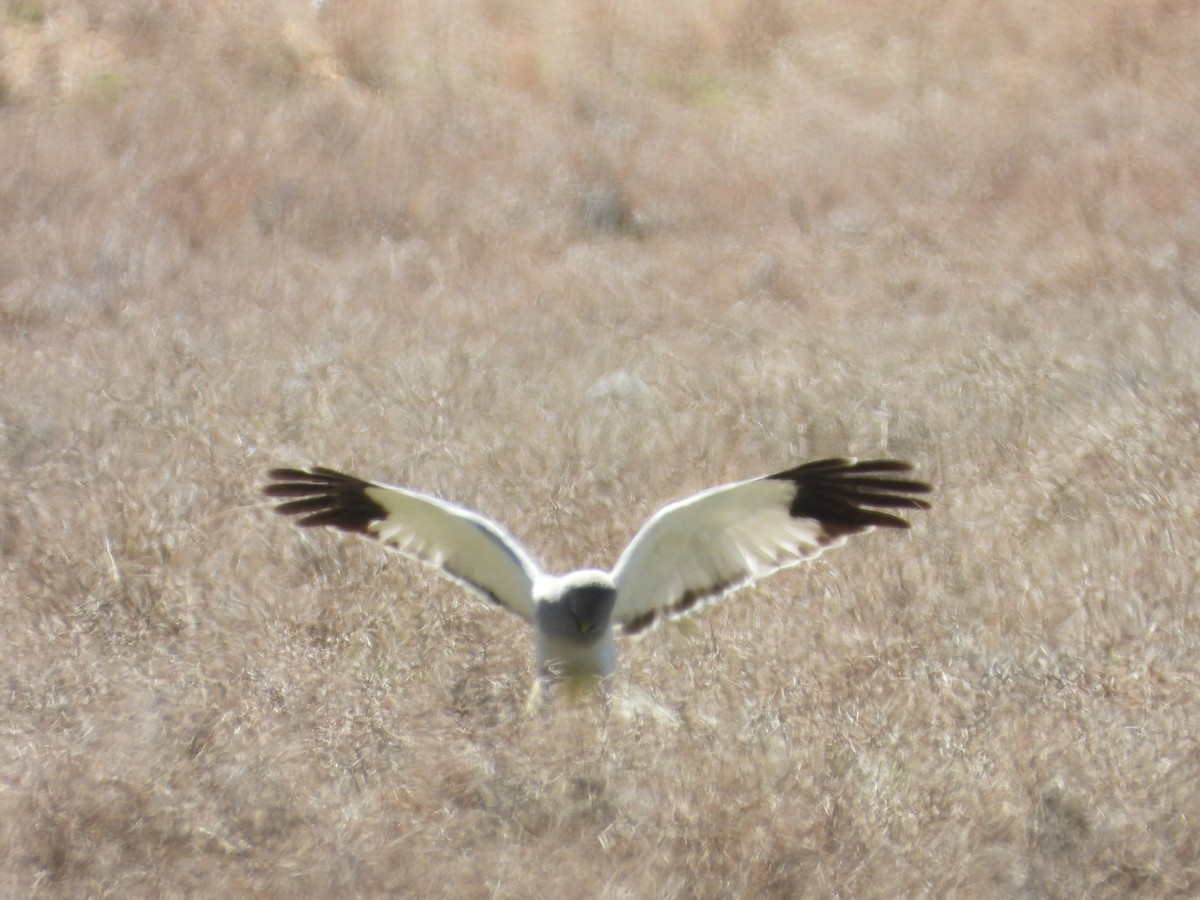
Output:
[[566, 583, 617, 637], [535, 575, 617, 643]]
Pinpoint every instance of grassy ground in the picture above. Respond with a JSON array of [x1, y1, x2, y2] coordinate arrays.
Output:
[[2, 0, 1199, 895]]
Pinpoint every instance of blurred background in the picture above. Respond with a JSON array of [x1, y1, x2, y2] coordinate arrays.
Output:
[[1, 1, 1198, 895]]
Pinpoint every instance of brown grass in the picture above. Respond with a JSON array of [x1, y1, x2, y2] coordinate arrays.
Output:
[[2, 0, 1199, 895]]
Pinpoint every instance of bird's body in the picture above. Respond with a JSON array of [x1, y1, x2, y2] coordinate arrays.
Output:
[[263, 458, 931, 697], [532, 571, 618, 687]]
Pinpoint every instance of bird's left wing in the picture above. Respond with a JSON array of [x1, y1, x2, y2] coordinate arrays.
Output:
[[610, 458, 931, 635], [264, 467, 541, 622]]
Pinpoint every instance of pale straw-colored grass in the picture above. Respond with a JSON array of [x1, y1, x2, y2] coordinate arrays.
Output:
[[1, 1, 1198, 895]]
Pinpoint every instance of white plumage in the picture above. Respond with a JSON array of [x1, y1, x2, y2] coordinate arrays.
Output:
[[264, 458, 930, 694]]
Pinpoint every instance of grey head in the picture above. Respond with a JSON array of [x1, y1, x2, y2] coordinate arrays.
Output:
[[534, 571, 618, 643]]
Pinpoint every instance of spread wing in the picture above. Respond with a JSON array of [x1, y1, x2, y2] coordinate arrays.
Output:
[[610, 458, 931, 635], [264, 467, 541, 621]]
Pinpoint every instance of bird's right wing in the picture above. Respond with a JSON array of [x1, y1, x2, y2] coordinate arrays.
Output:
[[264, 467, 541, 622]]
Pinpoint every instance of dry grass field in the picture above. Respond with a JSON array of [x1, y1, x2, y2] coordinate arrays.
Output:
[[2, 0, 1199, 896]]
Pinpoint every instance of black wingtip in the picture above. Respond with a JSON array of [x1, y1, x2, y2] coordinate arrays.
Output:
[[263, 466, 388, 535], [768, 457, 932, 537]]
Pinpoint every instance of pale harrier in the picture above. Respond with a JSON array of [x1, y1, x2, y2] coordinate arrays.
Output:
[[264, 458, 931, 695]]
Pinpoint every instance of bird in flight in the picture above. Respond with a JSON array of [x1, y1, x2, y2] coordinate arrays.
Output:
[[263, 458, 931, 698]]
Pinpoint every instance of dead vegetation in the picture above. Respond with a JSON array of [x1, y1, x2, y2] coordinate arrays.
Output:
[[1, 0, 1199, 895]]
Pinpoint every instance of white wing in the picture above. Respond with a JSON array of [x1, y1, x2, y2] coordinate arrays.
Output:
[[610, 458, 931, 634], [265, 467, 541, 621]]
